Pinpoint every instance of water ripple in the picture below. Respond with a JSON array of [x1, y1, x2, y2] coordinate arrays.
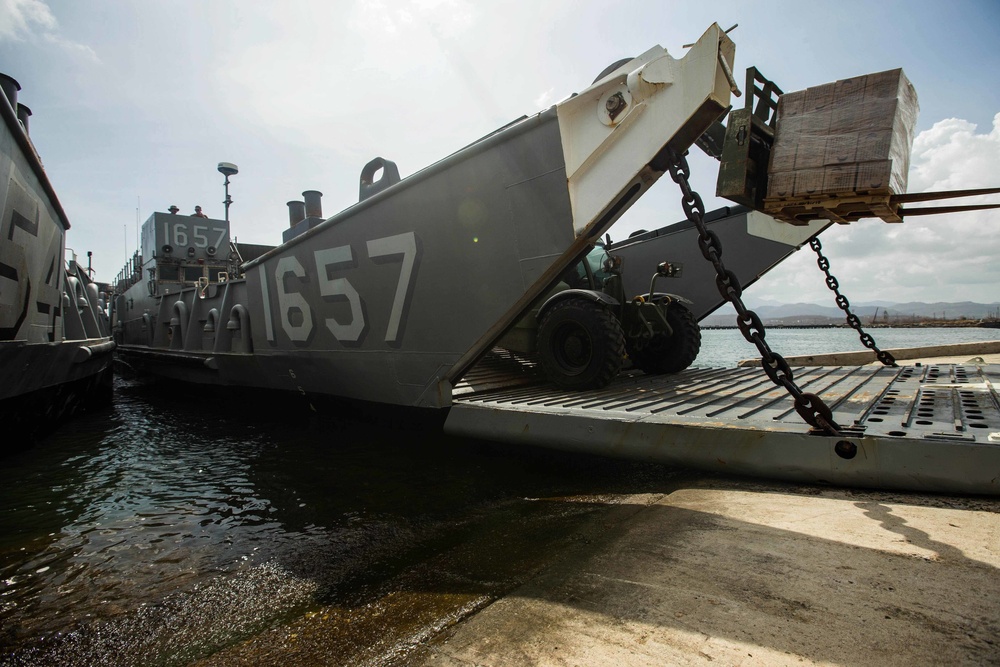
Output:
[[0, 374, 689, 663]]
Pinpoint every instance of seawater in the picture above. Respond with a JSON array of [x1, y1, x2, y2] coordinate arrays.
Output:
[[696, 326, 1000, 368], [1, 327, 997, 664], [0, 379, 680, 664]]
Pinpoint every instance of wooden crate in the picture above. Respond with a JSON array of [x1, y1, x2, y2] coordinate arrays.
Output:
[[766, 68, 918, 206]]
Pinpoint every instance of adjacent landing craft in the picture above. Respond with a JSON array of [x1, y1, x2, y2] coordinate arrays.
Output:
[[0, 73, 114, 445]]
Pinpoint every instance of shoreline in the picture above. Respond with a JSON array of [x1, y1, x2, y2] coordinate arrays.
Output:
[[736, 338, 1000, 367], [705, 320, 1000, 330]]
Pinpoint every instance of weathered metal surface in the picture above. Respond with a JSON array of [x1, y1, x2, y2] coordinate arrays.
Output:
[[609, 206, 827, 321], [715, 68, 781, 210], [447, 356, 1000, 494], [116, 24, 738, 409], [0, 73, 114, 440]]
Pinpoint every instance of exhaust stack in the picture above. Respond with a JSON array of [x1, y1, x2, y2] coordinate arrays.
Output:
[[16, 104, 30, 135], [281, 190, 325, 243], [0, 73, 19, 111], [303, 190, 323, 219], [287, 200, 305, 227]]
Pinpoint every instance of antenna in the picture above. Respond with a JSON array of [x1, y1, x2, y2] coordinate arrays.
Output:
[[218, 162, 238, 224]]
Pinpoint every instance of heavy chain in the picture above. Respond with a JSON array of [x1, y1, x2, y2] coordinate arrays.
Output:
[[665, 148, 841, 436], [809, 238, 897, 367]]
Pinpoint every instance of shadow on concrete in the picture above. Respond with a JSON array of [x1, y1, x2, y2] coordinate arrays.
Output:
[[3, 381, 999, 666]]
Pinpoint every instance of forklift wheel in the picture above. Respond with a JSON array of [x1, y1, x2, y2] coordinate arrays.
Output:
[[537, 298, 624, 390], [630, 301, 701, 374]]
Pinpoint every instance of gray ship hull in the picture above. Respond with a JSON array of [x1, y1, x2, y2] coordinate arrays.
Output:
[[115, 24, 738, 409], [611, 206, 830, 322], [0, 75, 114, 444], [108, 28, 1000, 497]]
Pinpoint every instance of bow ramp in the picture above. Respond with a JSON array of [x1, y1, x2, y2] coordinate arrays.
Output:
[[446, 352, 1000, 495]]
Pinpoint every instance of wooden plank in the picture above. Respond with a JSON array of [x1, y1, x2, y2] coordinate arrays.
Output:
[[762, 190, 902, 224]]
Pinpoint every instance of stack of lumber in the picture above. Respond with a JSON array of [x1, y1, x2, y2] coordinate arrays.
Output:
[[764, 69, 919, 224]]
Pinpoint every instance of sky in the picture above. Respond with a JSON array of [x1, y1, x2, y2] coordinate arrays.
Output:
[[2, 0, 998, 306]]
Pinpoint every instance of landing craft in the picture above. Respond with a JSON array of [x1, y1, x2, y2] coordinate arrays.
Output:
[[0, 73, 114, 445], [112, 24, 1000, 494], [114, 23, 739, 407]]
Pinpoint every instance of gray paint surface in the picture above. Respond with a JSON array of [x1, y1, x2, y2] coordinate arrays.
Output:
[[446, 360, 1000, 495], [610, 206, 822, 322], [0, 76, 113, 428], [243, 112, 574, 406], [118, 112, 578, 407]]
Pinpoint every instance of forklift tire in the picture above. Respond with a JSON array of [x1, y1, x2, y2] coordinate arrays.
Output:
[[630, 301, 701, 375], [537, 298, 624, 390]]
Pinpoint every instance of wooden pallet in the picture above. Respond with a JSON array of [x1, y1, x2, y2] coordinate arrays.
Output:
[[762, 190, 902, 225]]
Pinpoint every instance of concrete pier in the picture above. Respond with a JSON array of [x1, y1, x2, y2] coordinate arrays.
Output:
[[410, 480, 999, 666], [198, 476, 1000, 667], [738, 340, 1000, 368], [201, 348, 1000, 665], [408, 347, 1000, 666]]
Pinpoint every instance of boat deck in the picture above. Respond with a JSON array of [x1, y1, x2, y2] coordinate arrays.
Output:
[[447, 351, 1000, 494]]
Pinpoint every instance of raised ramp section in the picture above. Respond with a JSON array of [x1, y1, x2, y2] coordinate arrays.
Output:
[[447, 354, 1000, 495]]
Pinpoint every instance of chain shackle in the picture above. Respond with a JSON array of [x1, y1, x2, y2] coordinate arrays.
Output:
[[794, 393, 841, 433], [762, 353, 795, 386], [667, 155, 691, 183], [877, 349, 897, 366], [716, 269, 743, 301], [682, 191, 706, 221], [698, 229, 723, 262], [737, 310, 766, 344]]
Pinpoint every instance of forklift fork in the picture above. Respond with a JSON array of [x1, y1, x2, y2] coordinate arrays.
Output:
[[702, 67, 999, 221]]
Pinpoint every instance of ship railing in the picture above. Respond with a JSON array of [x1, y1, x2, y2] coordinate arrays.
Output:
[[144, 259, 231, 298], [113, 250, 144, 295]]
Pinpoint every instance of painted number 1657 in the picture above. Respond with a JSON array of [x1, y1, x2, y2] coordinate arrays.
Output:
[[262, 231, 419, 346]]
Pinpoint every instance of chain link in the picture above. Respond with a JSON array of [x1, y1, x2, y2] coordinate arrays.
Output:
[[809, 238, 897, 367], [666, 149, 842, 435]]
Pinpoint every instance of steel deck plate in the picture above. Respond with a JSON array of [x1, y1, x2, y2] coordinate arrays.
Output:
[[447, 354, 1000, 494]]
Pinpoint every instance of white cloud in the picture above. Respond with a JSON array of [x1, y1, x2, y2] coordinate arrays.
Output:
[[42, 32, 100, 63], [910, 113, 1000, 191], [214, 0, 505, 169], [0, 0, 98, 62], [349, 0, 404, 35], [348, 0, 472, 40], [0, 0, 55, 42]]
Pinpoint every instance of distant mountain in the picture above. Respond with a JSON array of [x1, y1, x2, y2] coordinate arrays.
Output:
[[702, 301, 1000, 327], [881, 302, 1000, 318]]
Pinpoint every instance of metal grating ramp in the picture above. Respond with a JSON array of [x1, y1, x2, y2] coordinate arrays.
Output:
[[447, 357, 1000, 494]]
